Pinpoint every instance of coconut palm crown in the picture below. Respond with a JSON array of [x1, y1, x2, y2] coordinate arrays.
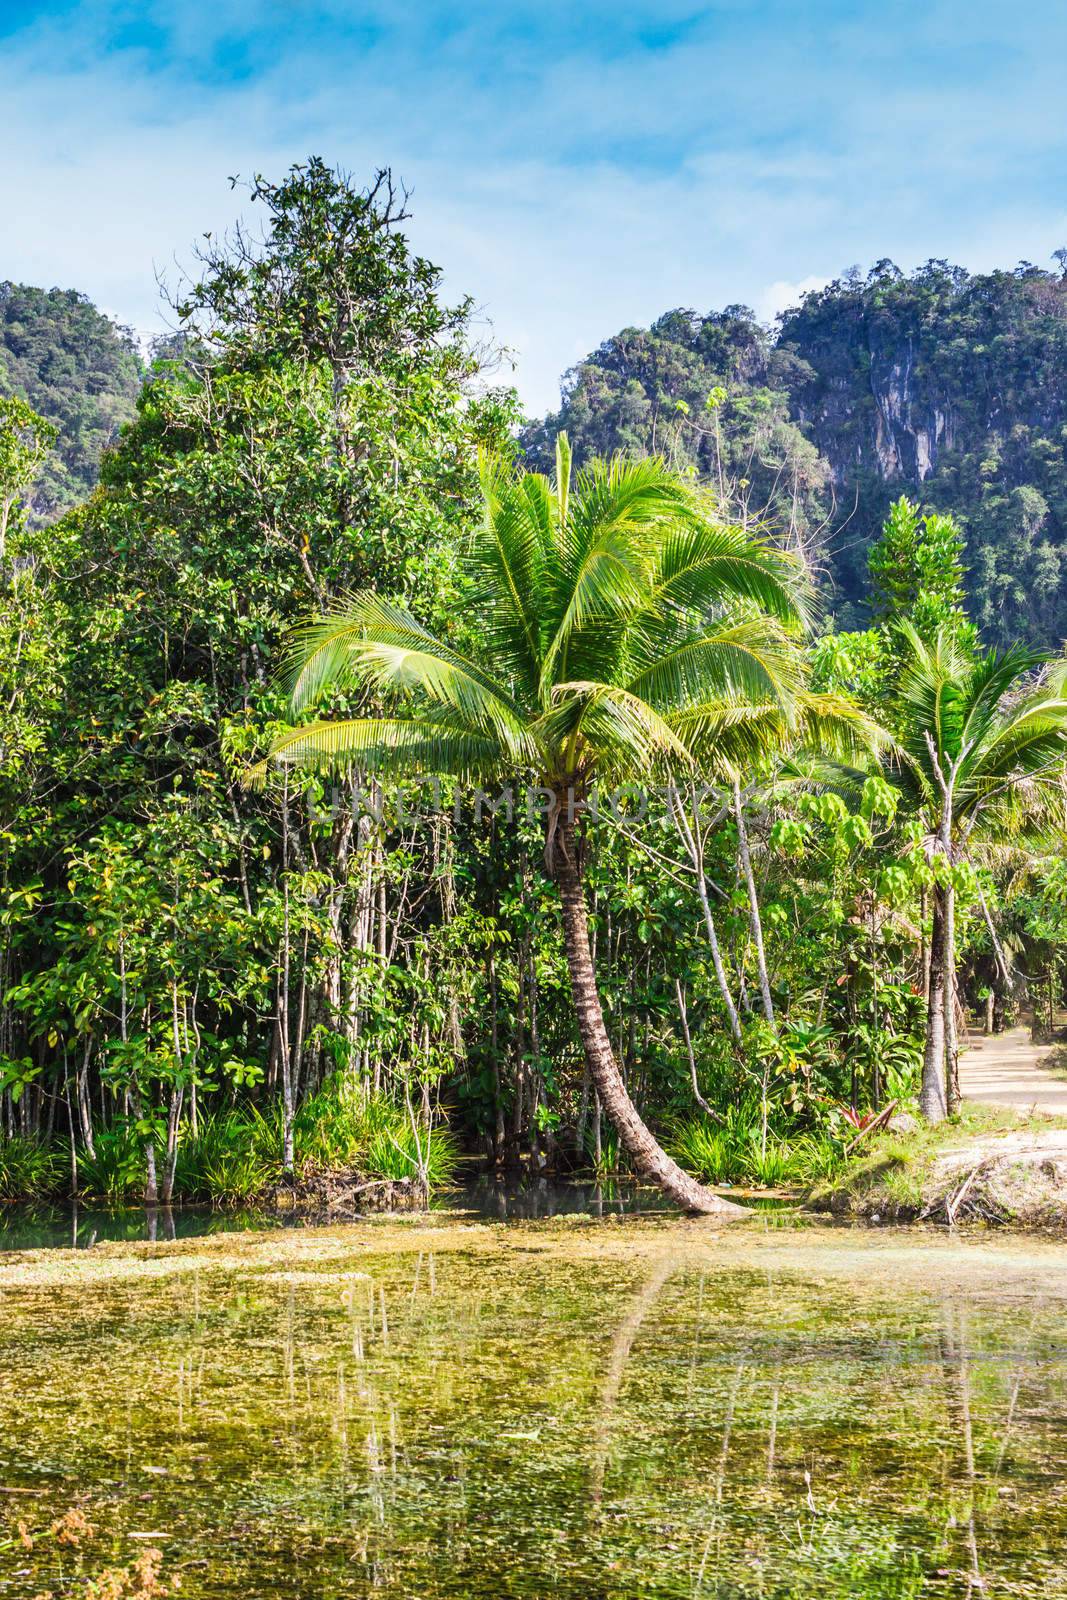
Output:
[[262, 435, 811, 796]]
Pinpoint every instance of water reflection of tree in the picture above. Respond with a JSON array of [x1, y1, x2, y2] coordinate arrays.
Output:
[[939, 1304, 984, 1597], [589, 1253, 674, 1506]]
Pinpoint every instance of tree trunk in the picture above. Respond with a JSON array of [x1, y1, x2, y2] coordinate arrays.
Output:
[[694, 864, 743, 1047], [921, 888, 949, 1123], [733, 779, 774, 1030], [944, 884, 960, 1115], [553, 818, 746, 1218]]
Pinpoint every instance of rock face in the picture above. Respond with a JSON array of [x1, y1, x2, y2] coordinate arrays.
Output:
[[528, 260, 1067, 645]]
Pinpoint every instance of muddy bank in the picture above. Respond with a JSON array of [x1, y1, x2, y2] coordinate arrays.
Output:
[[812, 1121, 1067, 1227]]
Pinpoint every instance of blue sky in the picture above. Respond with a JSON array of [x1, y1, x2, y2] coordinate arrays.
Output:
[[2, 0, 1066, 412]]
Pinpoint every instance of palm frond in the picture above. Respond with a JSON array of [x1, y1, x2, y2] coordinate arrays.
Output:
[[540, 455, 690, 688], [249, 716, 510, 788], [471, 454, 554, 691], [638, 516, 807, 632], [541, 681, 692, 776], [627, 615, 805, 714], [282, 594, 535, 759]]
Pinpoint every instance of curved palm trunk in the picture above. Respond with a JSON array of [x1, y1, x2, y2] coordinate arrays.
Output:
[[921, 888, 949, 1123], [553, 820, 746, 1218]]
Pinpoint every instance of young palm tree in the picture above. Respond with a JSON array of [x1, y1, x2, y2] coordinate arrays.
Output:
[[257, 437, 810, 1214], [890, 623, 1067, 1121]]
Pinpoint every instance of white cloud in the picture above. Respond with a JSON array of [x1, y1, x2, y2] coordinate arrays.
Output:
[[755, 276, 830, 325], [2, 1, 1067, 414]]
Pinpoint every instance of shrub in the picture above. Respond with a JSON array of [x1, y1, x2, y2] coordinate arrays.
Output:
[[365, 1120, 462, 1186], [669, 1110, 846, 1189], [75, 1125, 145, 1201], [0, 1135, 67, 1200]]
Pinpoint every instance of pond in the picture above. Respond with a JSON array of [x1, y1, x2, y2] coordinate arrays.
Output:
[[1, 1211, 1065, 1597]]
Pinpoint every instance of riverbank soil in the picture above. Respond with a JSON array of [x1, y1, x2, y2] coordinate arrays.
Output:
[[815, 1025, 1067, 1224]]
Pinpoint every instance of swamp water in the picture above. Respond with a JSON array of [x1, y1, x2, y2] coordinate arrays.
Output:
[[1, 1213, 1065, 1597]]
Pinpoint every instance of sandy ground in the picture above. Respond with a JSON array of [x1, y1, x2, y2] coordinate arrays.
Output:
[[959, 1024, 1067, 1114]]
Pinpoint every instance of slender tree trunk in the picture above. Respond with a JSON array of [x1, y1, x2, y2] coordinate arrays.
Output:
[[944, 884, 960, 1115], [279, 781, 295, 1174], [669, 786, 742, 1046], [161, 1084, 184, 1205], [733, 779, 774, 1030], [553, 817, 745, 1218], [694, 866, 744, 1047], [77, 1039, 96, 1161], [135, 1091, 159, 1205], [921, 888, 949, 1123], [489, 952, 505, 1164], [675, 979, 719, 1120]]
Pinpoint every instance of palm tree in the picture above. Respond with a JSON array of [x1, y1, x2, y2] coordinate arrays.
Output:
[[889, 623, 1067, 1121], [257, 437, 810, 1214]]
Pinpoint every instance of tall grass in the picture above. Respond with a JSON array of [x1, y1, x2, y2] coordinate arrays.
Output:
[[583, 1124, 623, 1176], [364, 1120, 462, 1186], [668, 1110, 844, 1189], [0, 1135, 67, 1201]]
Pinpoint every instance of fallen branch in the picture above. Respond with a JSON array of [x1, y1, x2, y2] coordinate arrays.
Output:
[[945, 1161, 984, 1226], [844, 1100, 898, 1157]]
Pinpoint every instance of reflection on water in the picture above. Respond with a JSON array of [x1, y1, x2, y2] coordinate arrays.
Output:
[[1, 1220, 1065, 1597], [0, 1178, 794, 1251], [451, 1174, 678, 1219], [0, 1200, 287, 1252]]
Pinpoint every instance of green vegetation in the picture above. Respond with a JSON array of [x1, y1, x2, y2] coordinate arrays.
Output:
[[3, 159, 1067, 1214], [812, 1101, 1067, 1223], [0, 1086, 460, 1204], [0, 281, 143, 521]]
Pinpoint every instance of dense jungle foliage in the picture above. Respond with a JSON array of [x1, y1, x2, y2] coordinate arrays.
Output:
[[0, 282, 144, 522], [2, 159, 1067, 1208], [524, 260, 1067, 645]]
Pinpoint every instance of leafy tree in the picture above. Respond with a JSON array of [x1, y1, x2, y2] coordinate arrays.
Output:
[[0, 396, 56, 563], [868, 497, 972, 643]]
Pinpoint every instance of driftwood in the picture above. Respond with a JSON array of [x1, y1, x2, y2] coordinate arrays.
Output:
[[269, 1169, 427, 1221]]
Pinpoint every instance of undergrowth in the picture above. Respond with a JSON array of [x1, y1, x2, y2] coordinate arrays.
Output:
[[0, 1080, 461, 1205]]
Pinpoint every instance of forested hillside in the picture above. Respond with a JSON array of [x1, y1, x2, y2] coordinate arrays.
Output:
[[524, 261, 1067, 644], [0, 282, 144, 520]]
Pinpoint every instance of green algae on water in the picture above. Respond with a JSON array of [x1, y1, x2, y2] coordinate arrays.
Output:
[[1, 1218, 1066, 1597]]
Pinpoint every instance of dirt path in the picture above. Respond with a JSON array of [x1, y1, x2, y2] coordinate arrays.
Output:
[[959, 1025, 1067, 1115]]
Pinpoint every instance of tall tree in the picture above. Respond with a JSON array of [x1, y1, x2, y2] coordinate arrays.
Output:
[[259, 436, 808, 1214], [890, 623, 1067, 1120]]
